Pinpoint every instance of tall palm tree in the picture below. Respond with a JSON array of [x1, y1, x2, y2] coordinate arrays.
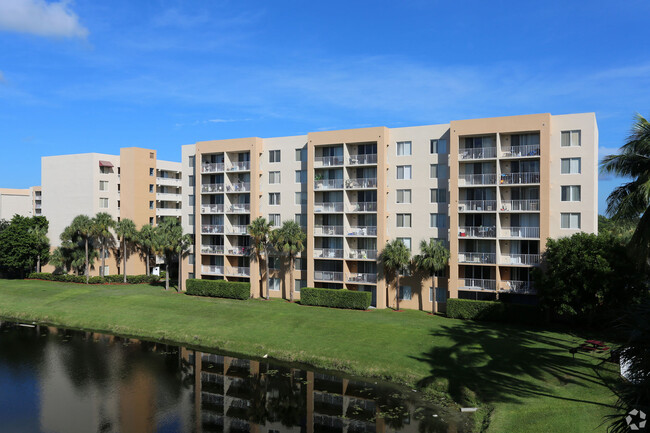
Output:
[[115, 218, 137, 283], [175, 232, 193, 292], [248, 217, 272, 299], [601, 113, 650, 262], [413, 239, 450, 314], [69, 215, 94, 283], [271, 220, 306, 302], [28, 225, 49, 273], [138, 224, 156, 276], [379, 239, 411, 311], [153, 217, 188, 291], [92, 212, 115, 277]]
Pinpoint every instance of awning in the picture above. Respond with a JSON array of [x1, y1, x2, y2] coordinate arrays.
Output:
[[99, 160, 114, 167]]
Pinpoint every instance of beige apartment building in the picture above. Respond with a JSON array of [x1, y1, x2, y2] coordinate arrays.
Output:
[[181, 113, 597, 310], [0, 186, 42, 220]]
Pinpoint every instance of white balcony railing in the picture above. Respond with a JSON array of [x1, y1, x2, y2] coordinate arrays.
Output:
[[347, 226, 377, 237], [500, 226, 540, 238], [227, 204, 250, 213], [156, 192, 182, 201], [201, 245, 224, 255], [201, 183, 224, 193], [156, 177, 182, 187], [499, 199, 540, 212], [347, 273, 377, 284], [459, 173, 497, 185], [229, 266, 250, 276], [458, 252, 496, 264], [314, 225, 344, 236], [201, 204, 224, 214], [314, 179, 343, 190], [348, 202, 377, 213], [314, 202, 344, 213], [459, 147, 497, 160], [500, 254, 541, 265], [459, 226, 496, 238], [227, 246, 250, 256], [228, 161, 251, 172], [201, 163, 225, 173], [201, 224, 225, 234], [348, 154, 377, 165], [314, 271, 343, 281], [156, 208, 181, 216], [226, 182, 250, 192], [348, 249, 377, 260], [501, 280, 537, 294], [461, 278, 497, 291], [345, 178, 377, 189], [314, 248, 344, 259], [314, 155, 344, 166], [202, 265, 224, 275], [458, 200, 497, 212], [499, 172, 540, 185], [228, 225, 248, 235], [501, 144, 541, 158]]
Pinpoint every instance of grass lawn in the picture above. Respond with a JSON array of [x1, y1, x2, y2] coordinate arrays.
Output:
[[0, 279, 621, 432]]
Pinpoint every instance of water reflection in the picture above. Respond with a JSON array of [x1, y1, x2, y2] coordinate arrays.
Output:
[[0, 322, 468, 433]]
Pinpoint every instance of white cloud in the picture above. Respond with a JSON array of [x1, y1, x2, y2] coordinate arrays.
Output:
[[0, 0, 88, 38]]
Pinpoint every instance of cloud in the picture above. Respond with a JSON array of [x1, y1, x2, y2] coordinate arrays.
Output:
[[0, 0, 88, 38]]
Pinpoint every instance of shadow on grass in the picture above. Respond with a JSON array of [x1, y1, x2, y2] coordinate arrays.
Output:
[[412, 320, 618, 409]]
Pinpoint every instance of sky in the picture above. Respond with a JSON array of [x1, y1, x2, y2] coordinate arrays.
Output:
[[1, 0, 649, 214]]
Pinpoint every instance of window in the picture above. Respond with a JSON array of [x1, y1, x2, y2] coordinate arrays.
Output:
[[149, 167, 154, 176], [295, 258, 307, 271], [149, 152, 155, 159], [188, 156, 195, 167], [430, 164, 447, 178], [397, 214, 412, 228], [103, 266, 109, 275], [295, 192, 307, 205], [397, 237, 411, 250], [396, 165, 412, 179], [149, 217, 154, 225], [430, 139, 447, 154], [295, 213, 307, 227], [561, 130, 581, 147], [269, 214, 281, 226], [149, 201, 154, 209], [269, 257, 281, 270], [561, 158, 581, 174], [269, 171, 281, 184], [269, 277, 281, 291], [295, 170, 307, 183], [561, 186, 581, 202], [99, 198, 109, 208], [396, 141, 412, 156], [270, 150, 281, 163], [561, 213, 581, 229], [189, 195, 195, 206], [149, 184, 154, 193], [189, 255, 195, 265], [269, 193, 281, 205], [295, 279, 307, 292], [188, 273, 195, 280], [432, 287, 446, 303], [189, 175, 194, 187], [189, 214, 194, 225], [399, 286, 412, 301], [99, 180, 109, 191], [117, 200, 120, 209], [396, 189, 411, 204], [430, 188, 446, 203], [295, 148, 306, 162], [430, 213, 447, 228]]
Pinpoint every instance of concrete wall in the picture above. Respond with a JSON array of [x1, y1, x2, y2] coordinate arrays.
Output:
[[0, 188, 33, 220]]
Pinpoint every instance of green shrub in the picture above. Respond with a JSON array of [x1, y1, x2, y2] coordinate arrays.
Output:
[[26, 272, 159, 285], [186, 279, 250, 300], [446, 299, 541, 324], [300, 288, 371, 310]]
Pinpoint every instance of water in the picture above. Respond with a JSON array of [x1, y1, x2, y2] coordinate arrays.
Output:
[[0, 321, 470, 433]]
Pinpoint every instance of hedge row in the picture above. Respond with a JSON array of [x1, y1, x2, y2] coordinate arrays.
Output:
[[446, 298, 542, 324], [27, 272, 160, 285], [300, 287, 372, 310], [186, 279, 250, 300]]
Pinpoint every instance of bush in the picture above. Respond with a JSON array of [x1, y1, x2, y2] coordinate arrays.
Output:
[[300, 288, 371, 310], [186, 279, 250, 300], [26, 272, 159, 285], [447, 299, 542, 324]]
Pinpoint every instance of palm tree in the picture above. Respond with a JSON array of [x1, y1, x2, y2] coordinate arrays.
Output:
[[69, 215, 94, 283], [601, 113, 650, 262], [271, 220, 306, 302], [153, 217, 188, 291], [175, 232, 193, 292], [379, 239, 411, 311], [115, 218, 137, 283], [28, 225, 49, 273], [413, 239, 450, 314], [138, 224, 156, 276], [92, 212, 115, 277], [248, 217, 272, 299]]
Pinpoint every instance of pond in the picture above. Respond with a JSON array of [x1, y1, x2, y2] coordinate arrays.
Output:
[[0, 321, 470, 433]]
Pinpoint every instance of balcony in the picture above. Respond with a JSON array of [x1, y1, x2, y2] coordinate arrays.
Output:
[[202, 265, 224, 275], [201, 204, 224, 214], [346, 226, 377, 237], [227, 161, 250, 172], [314, 225, 344, 236], [501, 144, 540, 158], [202, 183, 225, 193], [228, 225, 248, 235], [501, 280, 537, 294], [314, 271, 343, 282], [500, 226, 540, 238], [227, 246, 250, 256], [347, 273, 377, 284], [227, 204, 250, 213], [314, 248, 344, 259], [226, 182, 250, 193], [156, 208, 181, 216], [499, 172, 540, 185], [228, 266, 250, 277], [500, 253, 541, 265], [461, 278, 496, 291], [347, 202, 377, 213], [157, 177, 182, 187], [314, 155, 344, 167], [156, 192, 182, 201], [499, 199, 540, 212], [201, 245, 224, 255], [314, 179, 343, 190], [348, 249, 377, 260], [201, 224, 225, 234], [458, 200, 496, 212], [459, 147, 497, 160], [459, 226, 496, 238], [459, 173, 497, 186], [345, 178, 377, 189], [201, 163, 225, 173], [458, 252, 496, 264], [348, 154, 377, 165], [315, 202, 344, 213]]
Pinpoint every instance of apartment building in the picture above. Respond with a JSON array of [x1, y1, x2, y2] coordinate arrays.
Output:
[[42, 147, 182, 276], [180, 113, 597, 311], [0, 186, 42, 220]]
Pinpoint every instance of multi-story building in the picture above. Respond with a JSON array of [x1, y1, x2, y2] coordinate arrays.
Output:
[[182, 113, 597, 311], [0, 186, 42, 220]]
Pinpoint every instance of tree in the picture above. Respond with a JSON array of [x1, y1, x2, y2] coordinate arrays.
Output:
[[0, 215, 50, 277], [379, 239, 411, 311], [27, 225, 49, 273], [115, 218, 137, 283], [248, 217, 273, 300], [413, 239, 450, 314], [138, 224, 156, 276], [174, 231, 193, 292], [598, 214, 638, 244], [271, 220, 306, 302], [67, 215, 94, 284], [58, 225, 99, 276], [92, 212, 115, 277]]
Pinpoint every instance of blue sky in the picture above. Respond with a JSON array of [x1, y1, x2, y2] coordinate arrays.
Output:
[[1, 0, 649, 214]]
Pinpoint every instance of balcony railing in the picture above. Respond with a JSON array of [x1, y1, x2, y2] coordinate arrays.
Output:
[[501, 280, 537, 294], [347, 226, 377, 236], [314, 248, 344, 259], [228, 225, 248, 235], [227, 246, 250, 256], [314, 271, 343, 281], [499, 199, 540, 212], [201, 204, 224, 214], [458, 200, 497, 212], [499, 172, 540, 185], [459, 226, 496, 238], [348, 154, 377, 165], [501, 144, 540, 158], [201, 225, 225, 234], [314, 202, 344, 213], [314, 225, 344, 236], [314, 179, 343, 190], [348, 249, 377, 260], [156, 177, 182, 187], [314, 155, 344, 166], [500, 254, 541, 265], [345, 178, 377, 189], [348, 202, 377, 213], [458, 252, 496, 264], [202, 183, 224, 193], [459, 147, 497, 160], [201, 245, 224, 255], [226, 182, 250, 192], [347, 273, 377, 284], [459, 173, 497, 186], [227, 204, 250, 213], [201, 163, 225, 173], [500, 226, 540, 238], [156, 208, 181, 216], [461, 278, 497, 291], [227, 161, 250, 172], [229, 266, 250, 277], [156, 192, 182, 201], [202, 265, 224, 275]]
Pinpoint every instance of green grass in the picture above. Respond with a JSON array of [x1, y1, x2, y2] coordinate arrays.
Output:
[[0, 279, 620, 432]]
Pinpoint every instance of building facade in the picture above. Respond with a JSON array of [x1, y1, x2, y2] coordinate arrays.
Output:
[[0, 186, 42, 220]]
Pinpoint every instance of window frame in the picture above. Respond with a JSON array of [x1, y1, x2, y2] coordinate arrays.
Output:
[[396, 189, 412, 204], [396, 213, 412, 228], [396, 165, 412, 180], [269, 149, 281, 163], [396, 141, 412, 156], [269, 192, 281, 206]]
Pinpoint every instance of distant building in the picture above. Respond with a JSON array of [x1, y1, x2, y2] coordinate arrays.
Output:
[[0, 186, 42, 220]]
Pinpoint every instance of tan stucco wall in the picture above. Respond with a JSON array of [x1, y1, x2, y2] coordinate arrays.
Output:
[[0, 188, 33, 220]]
